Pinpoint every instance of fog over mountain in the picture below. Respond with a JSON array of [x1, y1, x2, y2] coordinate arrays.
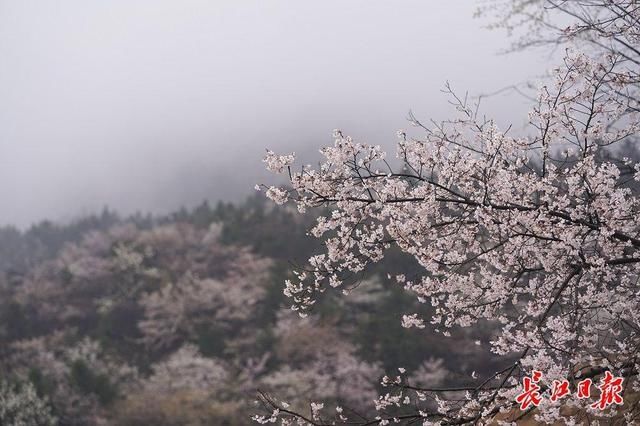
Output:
[[0, 1, 551, 227]]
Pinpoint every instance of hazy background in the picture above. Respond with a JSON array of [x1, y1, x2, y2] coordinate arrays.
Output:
[[0, 1, 550, 227]]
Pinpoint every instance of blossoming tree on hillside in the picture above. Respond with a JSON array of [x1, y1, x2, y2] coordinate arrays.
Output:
[[258, 1, 640, 424]]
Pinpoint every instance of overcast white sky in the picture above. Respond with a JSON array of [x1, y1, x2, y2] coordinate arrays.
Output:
[[0, 1, 553, 227]]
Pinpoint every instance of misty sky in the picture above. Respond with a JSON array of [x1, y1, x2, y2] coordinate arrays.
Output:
[[0, 1, 552, 228]]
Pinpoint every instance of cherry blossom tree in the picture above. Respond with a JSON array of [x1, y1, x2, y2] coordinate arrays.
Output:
[[259, 2, 640, 424], [259, 309, 382, 412], [478, 0, 640, 55], [4, 335, 137, 425], [114, 344, 249, 425], [138, 245, 271, 351], [0, 381, 56, 426]]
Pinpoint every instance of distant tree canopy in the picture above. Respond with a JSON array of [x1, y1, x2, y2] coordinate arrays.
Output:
[[0, 195, 489, 425]]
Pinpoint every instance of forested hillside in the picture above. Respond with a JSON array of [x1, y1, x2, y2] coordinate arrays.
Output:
[[0, 196, 497, 425]]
